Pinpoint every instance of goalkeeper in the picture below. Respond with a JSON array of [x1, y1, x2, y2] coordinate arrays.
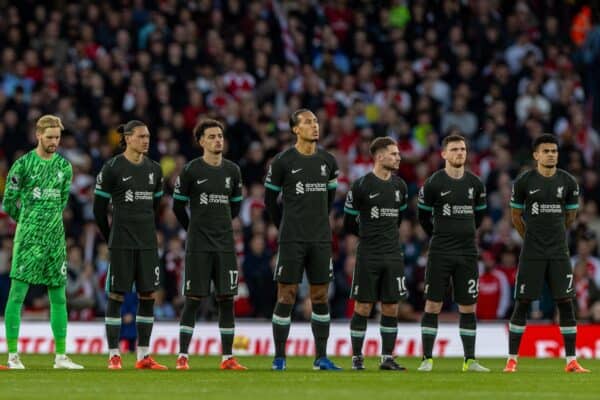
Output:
[[2, 115, 83, 369]]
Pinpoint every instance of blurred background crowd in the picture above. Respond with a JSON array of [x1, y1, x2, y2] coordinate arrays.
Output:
[[1, 0, 600, 325]]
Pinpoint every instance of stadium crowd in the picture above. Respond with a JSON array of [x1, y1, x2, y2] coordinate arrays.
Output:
[[1, 0, 600, 325]]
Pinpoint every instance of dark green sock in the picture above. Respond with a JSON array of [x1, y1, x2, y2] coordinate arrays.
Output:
[[421, 312, 438, 359], [311, 303, 330, 359], [272, 302, 293, 358], [459, 312, 476, 360], [136, 298, 155, 347], [350, 312, 368, 356], [5, 279, 28, 353], [508, 301, 528, 355], [557, 300, 577, 357], [380, 315, 398, 357], [48, 286, 67, 354], [218, 298, 235, 356], [179, 297, 201, 354], [105, 296, 123, 351]]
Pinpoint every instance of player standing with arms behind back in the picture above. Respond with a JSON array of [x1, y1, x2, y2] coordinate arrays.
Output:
[[2, 115, 82, 369], [172, 119, 246, 370], [94, 120, 166, 370], [265, 109, 340, 371], [343, 137, 409, 371], [505, 134, 589, 373], [417, 134, 489, 372]]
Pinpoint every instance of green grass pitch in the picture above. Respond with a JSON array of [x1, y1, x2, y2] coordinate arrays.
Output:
[[1, 355, 598, 400]]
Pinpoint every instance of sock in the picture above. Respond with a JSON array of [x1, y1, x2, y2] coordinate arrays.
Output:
[[272, 302, 293, 358], [557, 300, 577, 358], [105, 296, 123, 352], [311, 303, 330, 359], [380, 315, 398, 357], [218, 298, 235, 357], [48, 286, 68, 355], [350, 312, 368, 356], [136, 298, 155, 360], [179, 297, 201, 355], [459, 312, 477, 360], [508, 301, 529, 356], [421, 312, 438, 359], [4, 279, 28, 353]]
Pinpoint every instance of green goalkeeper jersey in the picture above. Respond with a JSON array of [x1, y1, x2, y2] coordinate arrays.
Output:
[[2, 150, 72, 286]]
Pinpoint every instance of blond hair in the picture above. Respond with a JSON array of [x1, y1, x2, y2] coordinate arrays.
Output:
[[36, 115, 64, 134]]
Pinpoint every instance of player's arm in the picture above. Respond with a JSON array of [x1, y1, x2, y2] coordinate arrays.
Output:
[[417, 182, 434, 236], [230, 165, 243, 219], [2, 159, 23, 221], [264, 157, 284, 228], [153, 166, 164, 222], [398, 180, 409, 227], [327, 156, 340, 212], [343, 184, 360, 236], [172, 170, 191, 231], [509, 176, 526, 239], [93, 164, 114, 241], [564, 176, 580, 229], [61, 162, 73, 210], [474, 180, 487, 228]]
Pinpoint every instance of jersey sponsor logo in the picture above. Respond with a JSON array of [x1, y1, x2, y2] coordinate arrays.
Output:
[[225, 177, 231, 189], [556, 186, 563, 198], [529, 189, 541, 194], [320, 164, 327, 176], [294, 182, 327, 195], [530, 201, 561, 215], [291, 168, 302, 174], [122, 176, 133, 181], [442, 203, 473, 216], [442, 203, 451, 216], [468, 187, 474, 199], [32, 187, 61, 200], [33, 187, 41, 199], [199, 192, 229, 205], [369, 193, 380, 199], [200, 193, 208, 204], [125, 190, 134, 202], [197, 178, 208, 185], [441, 190, 451, 197], [295, 182, 304, 194], [370, 206, 399, 219], [371, 206, 380, 219], [149, 173, 154, 185]]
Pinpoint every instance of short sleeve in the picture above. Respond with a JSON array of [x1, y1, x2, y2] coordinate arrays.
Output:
[[154, 165, 164, 198], [343, 181, 360, 216], [399, 180, 408, 212], [565, 175, 579, 210], [61, 162, 73, 208], [95, 162, 115, 199], [327, 155, 339, 190], [265, 156, 284, 192], [230, 165, 243, 202], [173, 166, 191, 202], [417, 180, 434, 212], [510, 175, 526, 209], [475, 179, 487, 211]]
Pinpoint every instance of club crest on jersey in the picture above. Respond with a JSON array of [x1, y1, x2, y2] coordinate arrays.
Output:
[[320, 164, 327, 176], [557, 186, 564, 198], [225, 177, 231, 189], [468, 187, 474, 199], [148, 173, 154, 185], [395, 190, 400, 202], [57, 171, 64, 182]]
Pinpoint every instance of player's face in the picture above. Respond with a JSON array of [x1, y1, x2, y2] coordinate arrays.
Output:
[[293, 111, 319, 142], [379, 144, 401, 171], [533, 142, 558, 168], [200, 127, 224, 154], [126, 126, 150, 154], [37, 127, 61, 154], [442, 140, 467, 168]]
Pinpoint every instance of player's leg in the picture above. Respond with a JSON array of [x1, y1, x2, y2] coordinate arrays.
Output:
[[549, 259, 590, 372], [418, 253, 449, 371], [47, 285, 83, 369], [307, 243, 340, 370], [134, 249, 167, 370], [215, 252, 246, 370], [454, 255, 488, 371], [505, 259, 545, 372], [271, 243, 303, 370], [4, 279, 29, 368], [378, 257, 405, 371], [349, 253, 375, 370], [177, 252, 211, 369]]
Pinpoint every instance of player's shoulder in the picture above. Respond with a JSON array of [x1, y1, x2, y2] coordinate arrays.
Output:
[[317, 147, 337, 164], [352, 173, 370, 191], [273, 147, 295, 163], [222, 158, 241, 173], [424, 169, 445, 186], [513, 168, 534, 185], [144, 155, 161, 171], [54, 152, 72, 168], [557, 168, 577, 183], [392, 175, 408, 191], [104, 154, 122, 168], [183, 157, 203, 173], [465, 170, 484, 186]]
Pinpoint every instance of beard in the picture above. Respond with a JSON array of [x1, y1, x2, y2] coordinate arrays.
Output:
[[448, 160, 465, 168], [43, 145, 57, 153]]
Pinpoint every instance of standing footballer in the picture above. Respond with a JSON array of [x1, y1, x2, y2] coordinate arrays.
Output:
[[93, 120, 166, 370], [265, 109, 340, 371], [2, 115, 82, 369], [172, 119, 246, 370], [417, 134, 489, 372], [343, 137, 408, 371], [505, 134, 589, 373]]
